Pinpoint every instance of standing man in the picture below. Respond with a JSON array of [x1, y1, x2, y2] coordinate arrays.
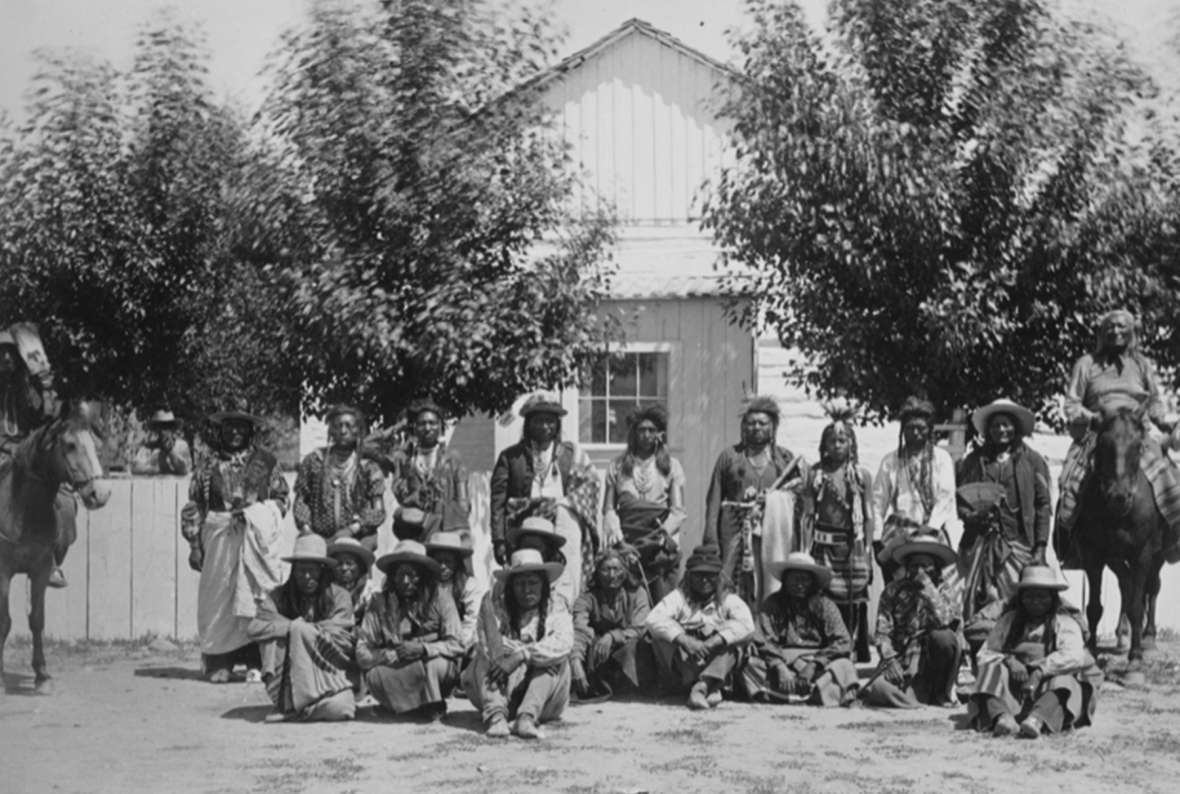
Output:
[[381, 399, 469, 538], [293, 404, 387, 551], [131, 408, 192, 475], [489, 393, 599, 602], [1, 322, 70, 588]]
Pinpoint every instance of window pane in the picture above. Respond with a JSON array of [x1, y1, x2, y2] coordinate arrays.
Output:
[[638, 352, 668, 398], [589, 354, 608, 396], [608, 353, 637, 398], [578, 397, 595, 443], [588, 399, 608, 443], [608, 399, 639, 444]]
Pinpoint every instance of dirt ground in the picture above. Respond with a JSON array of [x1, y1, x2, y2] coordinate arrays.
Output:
[[4, 638, 1180, 794]]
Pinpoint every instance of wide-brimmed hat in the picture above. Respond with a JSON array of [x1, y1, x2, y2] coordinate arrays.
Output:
[[282, 535, 337, 567], [392, 507, 428, 541], [892, 531, 957, 567], [376, 539, 441, 577], [897, 396, 935, 422], [493, 548, 564, 583], [769, 551, 833, 589], [519, 393, 567, 419], [507, 515, 567, 549], [1014, 565, 1068, 592], [146, 409, 182, 430], [972, 398, 1036, 437], [425, 531, 474, 558], [327, 537, 375, 572], [684, 544, 724, 574], [208, 409, 263, 427]]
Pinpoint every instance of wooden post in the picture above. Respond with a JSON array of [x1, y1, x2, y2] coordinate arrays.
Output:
[[935, 408, 969, 462]]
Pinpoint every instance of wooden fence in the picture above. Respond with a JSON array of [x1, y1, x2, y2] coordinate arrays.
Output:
[[6, 471, 1179, 642]]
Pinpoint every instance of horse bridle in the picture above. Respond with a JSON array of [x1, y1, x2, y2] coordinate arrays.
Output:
[[23, 421, 101, 494]]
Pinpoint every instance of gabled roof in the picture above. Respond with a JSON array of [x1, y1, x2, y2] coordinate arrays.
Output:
[[518, 17, 739, 94]]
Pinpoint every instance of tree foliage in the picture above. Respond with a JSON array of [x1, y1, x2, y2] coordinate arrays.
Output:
[[0, 13, 300, 421], [0, 0, 614, 429], [255, 0, 616, 424], [704, 0, 1180, 423]]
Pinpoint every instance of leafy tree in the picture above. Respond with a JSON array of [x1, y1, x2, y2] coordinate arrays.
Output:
[[0, 14, 301, 428], [256, 0, 616, 425], [703, 0, 1180, 423]]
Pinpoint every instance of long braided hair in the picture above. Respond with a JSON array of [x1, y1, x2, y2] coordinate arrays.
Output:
[[897, 399, 937, 521], [815, 404, 868, 527], [504, 572, 551, 642], [619, 404, 671, 478], [382, 561, 440, 626]]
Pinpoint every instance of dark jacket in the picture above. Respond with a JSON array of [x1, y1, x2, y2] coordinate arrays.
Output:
[[703, 444, 801, 549], [957, 443, 1051, 548], [489, 440, 579, 544]]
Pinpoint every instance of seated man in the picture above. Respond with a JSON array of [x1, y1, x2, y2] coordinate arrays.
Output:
[[740, 552, 858, 706], [645, 544, 755, 710], [247, 535, 356, 722], [327, 537, 375, 627], [356, 540, 464, 721], [861, 532, 962, 708], [969, 566, 1102, 738], [464, 548, 573, 739], [571, 547, 651, 700]]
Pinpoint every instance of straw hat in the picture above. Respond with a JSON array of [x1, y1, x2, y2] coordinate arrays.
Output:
[[519, 393, 567, 418], [892, 531, 957, 567], [327, 537, 375, 572], [507, 515, 567, 549], [282, 535, 337, 567], [684, 544, 724, 574], [376, 539, 442, 577], [768, 551, 833, 589], [146, 409, 182, 430], [971, 398, 1036, 437], [493, 548, 564, 583], [1014, 565, 1068, 592], [425, 531, 474, 558]]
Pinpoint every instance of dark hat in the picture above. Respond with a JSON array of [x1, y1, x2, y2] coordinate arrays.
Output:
[[208, 409, 263, 428], [146, 409, 182, 430], [392, 507, 428, 541], [519, 393, 567, 419], [376, 539, 442, 577], [684, 544, 724, 574], [897, 396, 935, 422]]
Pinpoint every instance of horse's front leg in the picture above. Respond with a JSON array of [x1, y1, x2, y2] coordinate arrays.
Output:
[[1119, 564, 1149, 666], [1083, 561, 1104, 657], [29, 565, 53, 693]]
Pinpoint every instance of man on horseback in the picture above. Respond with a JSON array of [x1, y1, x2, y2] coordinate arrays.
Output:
[[0, 323, 70, 588], [1054, 310, 1180, 568]]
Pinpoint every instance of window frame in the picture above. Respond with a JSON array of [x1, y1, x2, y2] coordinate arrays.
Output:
[[576, 341, 677, 452]]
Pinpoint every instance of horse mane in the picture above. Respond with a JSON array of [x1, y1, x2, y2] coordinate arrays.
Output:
[[6, 422, 59, 490]]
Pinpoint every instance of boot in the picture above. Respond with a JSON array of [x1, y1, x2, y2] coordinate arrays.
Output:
[[47, 567, 67, 588]]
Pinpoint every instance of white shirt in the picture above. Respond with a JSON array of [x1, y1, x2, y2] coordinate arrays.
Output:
[[872, 445, 963, 549]]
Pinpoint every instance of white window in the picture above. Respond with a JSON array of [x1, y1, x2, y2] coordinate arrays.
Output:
[[578, 346, 671, 445]]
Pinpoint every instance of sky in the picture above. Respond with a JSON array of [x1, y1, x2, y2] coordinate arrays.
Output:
[[0, 0, 1177, 118]]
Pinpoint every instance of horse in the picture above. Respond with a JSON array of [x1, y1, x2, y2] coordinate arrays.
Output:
[[1074, 406, 1177, 664], [0, 400, 110, 695]]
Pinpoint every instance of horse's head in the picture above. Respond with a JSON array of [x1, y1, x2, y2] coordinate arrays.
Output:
[[39, 399, 111, 509], [1093, 405, 1146, 517]]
